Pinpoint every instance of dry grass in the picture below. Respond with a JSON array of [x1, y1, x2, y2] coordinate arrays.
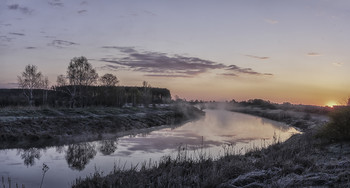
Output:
[[72, 130, 336, 188], [316, 106, 350, 141], [1, 176, 25, 188]]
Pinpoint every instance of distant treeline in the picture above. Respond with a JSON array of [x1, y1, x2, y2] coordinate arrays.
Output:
[[191, 98, 332, 115], [0, 86, 171, 107], [235, 99, 333, 114]]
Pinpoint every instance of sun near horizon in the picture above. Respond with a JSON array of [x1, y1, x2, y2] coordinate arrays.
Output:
[[325, 101, 339, 108]]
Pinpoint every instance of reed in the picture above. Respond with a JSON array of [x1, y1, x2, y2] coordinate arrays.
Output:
[[39, 163, 49, 188], [1, 176, 25, 188]]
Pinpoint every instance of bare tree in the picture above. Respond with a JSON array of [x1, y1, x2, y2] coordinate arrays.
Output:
[[142, 81, 152, 107], [99, 73, 119, 86], [17, 64, 43, 106], [41, 76, 50, 105], [56, 74, 76, 107], [56, 57, 98, 107], [142, 81, 151, 88], [67, 56, 98, 87], [129, 87, 141, 107], [348, 98, 350, 106], [56, 74, 68, 86]]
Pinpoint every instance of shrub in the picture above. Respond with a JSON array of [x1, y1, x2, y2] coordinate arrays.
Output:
[[317, 107, 350, 141]]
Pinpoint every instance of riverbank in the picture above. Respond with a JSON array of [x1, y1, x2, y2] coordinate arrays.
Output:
[[227, 105, 329, 131], [0, 104, 205, 149], [73, 106, 350, 187]]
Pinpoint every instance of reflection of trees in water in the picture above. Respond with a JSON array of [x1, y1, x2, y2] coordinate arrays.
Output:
[[17, 148, 41, 167], [55, 146, 65, 154], [65, 143, 97, 171], [98, 139, 118, 155]]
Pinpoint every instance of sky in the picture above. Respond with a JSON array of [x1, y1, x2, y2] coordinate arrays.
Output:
[[1, 0, 350, 106]]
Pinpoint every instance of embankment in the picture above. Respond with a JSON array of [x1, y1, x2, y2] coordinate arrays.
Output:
[[228, 106, 329, 131], [0, 104, 204, 149]]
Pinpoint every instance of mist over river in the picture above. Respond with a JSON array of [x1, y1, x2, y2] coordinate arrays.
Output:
[[0, 109, 299, 188]]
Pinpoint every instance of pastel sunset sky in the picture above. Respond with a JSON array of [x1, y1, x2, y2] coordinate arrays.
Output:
[[1, 0, 349, 106]]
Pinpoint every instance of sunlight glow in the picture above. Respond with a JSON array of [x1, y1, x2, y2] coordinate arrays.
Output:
[[325, 101, 338, 107]]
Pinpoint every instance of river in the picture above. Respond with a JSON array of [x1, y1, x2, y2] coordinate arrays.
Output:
[[0, 109, 300, 188]]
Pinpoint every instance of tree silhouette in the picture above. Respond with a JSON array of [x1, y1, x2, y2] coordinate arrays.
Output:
[[17, 64, 44, 106], [65, 143, 97, 171], [41, 76, 50, 105], [18, 148, 41, 167], [129, 87, 141, 107], [142, 81, 152, 107], [98, 140, 117, 155], [100, 73, 119, 86], [56, 56, 98, 107]]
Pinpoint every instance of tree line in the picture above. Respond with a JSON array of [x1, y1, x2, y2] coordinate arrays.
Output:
[[8, 56, 170, 107]]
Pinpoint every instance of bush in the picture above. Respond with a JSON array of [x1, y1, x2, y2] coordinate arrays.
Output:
[[317, 107, 350, 141]]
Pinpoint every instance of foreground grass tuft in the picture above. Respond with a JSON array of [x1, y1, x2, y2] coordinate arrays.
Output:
[[317, 106, 350, 141], [1, 176, 25, 188]]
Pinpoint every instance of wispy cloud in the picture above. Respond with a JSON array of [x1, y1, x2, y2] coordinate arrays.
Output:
[[7, 4, 33, 14], [8, 32, 25, 36], [245, 54, 269, 60], [226, 65, 272, 76], [143, 10, 157, 17], [144, 74, 191, 78], [332, 62, 343, 67], [96, 65, 127, 72], [307, 52, 321, 56], [78, 10, 87, 14], [80, 1, 88, 5], [100, 47, 272, 78], [25, 47, 36, 49], [0, 36, 12, 42], [0, 23, 12, 27], [264, 19, 278, 24], [102, 46, 137, 53], [44, 35, 56, 38], [100, 47, 225, 77], [48, 0, 64, 7], [219, 73, 238, 77], [48, 40, 78, 48]]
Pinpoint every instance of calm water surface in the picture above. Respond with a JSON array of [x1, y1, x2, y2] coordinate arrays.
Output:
[[0, 110, 300, 187]]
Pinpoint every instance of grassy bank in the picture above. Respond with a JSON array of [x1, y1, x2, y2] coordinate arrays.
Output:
[[72, 107, 350, 187], [73, 129, 350, 187], [0, 103, 204, 149], [227, 106, 328, 131]]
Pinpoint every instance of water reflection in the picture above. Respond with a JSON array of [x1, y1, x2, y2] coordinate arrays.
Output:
[[260, 118, 290, 131], [55, 146, 65, 154], [17, 148, 41, 167], [98, 140, 118, 156], [0, 110, 300, 188], [65, 143, 97, 171]]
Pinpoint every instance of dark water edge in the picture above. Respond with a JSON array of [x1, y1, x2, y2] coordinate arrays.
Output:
[[73, 108, 350, 188], [0, 104, 204, 149]]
